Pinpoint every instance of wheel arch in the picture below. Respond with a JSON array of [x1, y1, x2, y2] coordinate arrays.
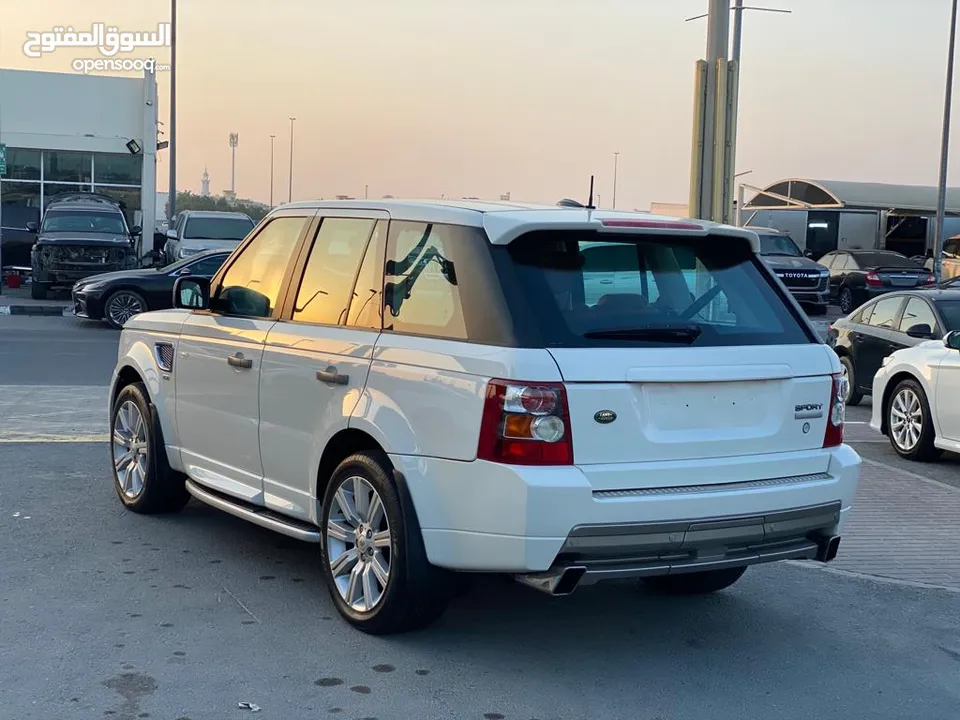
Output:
[[314, 428, 388, 511]]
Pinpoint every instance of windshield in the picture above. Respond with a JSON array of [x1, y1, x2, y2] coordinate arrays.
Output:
[[41, 209, 127, 234], [183, 216, 254, 240], [758, 233, 801, 256], [853, 251, 916, 268], [937, 300, 960, 330], [502, 232, 811, 347]]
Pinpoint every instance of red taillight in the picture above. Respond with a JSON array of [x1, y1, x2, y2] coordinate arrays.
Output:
[[477, 380, 573, 465], [599, 219, 704, 231], [823, 373, 845, 448], [923, 274, 937, 285], [865, 272, 883, 286]]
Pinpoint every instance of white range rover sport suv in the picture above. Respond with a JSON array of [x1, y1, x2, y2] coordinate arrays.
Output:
[[108, 199, 861, 634]]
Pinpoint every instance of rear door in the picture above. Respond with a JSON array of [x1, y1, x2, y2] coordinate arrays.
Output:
[[857, 295, 907, 382], [502, 229, 835, 485], [258, 214, 386, 521]]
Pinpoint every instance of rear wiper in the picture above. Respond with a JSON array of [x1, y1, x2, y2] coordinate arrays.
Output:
[[583, 325, 703, 343]]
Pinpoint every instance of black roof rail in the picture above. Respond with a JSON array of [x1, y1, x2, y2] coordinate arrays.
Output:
[[44, 191, 127, 211]]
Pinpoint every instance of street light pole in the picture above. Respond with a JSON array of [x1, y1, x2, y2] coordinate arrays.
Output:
[[287, 117, 295, 203], [269, 134, 275, 208], [934, 0, 959, 284], [612, 152, 619, 209], [167, 0, 177, 220], [732, 0, 744, 63]]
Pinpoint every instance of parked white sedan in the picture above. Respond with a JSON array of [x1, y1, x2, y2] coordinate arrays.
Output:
[[871, 331, 960, 460]]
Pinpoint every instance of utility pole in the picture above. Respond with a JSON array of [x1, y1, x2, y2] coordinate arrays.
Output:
[[269, 134, 275, 208], [288, 117, 296, 203], [934, 0, 959, 283], [364, 183, 369, 199], [612, 152, 619, 209], [167, 0, 177, 219]]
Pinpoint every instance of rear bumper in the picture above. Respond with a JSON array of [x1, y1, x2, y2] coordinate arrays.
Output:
[[392, 444, 861, 576]]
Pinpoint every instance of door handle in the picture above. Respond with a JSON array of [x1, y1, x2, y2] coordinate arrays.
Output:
[[316, 366, 349, 385], [227, 352, 253, 369]]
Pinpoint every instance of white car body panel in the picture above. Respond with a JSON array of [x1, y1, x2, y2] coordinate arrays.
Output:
[[871, 339, 960, 452]]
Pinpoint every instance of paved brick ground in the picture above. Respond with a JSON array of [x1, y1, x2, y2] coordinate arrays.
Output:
[[828, 457, 960, 588]]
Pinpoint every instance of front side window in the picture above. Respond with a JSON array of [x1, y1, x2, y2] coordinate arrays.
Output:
[[866, 296, 905, 330], [292, 217, 376, 326], [41, 209, 126, 234], [503, 231, 811, 348], [214, 216, 307, 318], [898, 298, 939, 334], [936, 300, 960, 331], [383, 221, 467, 340], [188, 254, 229, 276], [184, 217, 255, 241]]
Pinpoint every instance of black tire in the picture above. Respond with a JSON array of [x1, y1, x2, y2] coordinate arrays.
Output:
[[641, 567, 747, 595], [103, 289, 148, 329], [30, 282, 49, 300], [839, 355, 863, 406], [319, 451, 451, 635], [885, 378, 942, 462], [110, 382, 190, 513], [839, 286, 855, 314]]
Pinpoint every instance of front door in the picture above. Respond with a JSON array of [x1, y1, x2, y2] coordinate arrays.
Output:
[[175, 213, 311, 502], [259, 215, 387, 523], [935, 344, 960, 443]]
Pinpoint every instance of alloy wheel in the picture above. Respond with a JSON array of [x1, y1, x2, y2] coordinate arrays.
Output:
[[326, 476, 392, 613], [107, 292, 144, 327], [890, 387, 923, 452], [113, 400, 149, 499]]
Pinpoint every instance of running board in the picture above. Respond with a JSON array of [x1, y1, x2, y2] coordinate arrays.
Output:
[[184, 479, 322, 543]]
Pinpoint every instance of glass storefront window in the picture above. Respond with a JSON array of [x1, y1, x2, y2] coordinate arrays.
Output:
[[94, 186, 142, 225], [43, 151, 92, 183], [94, 153, 142, 185], [6, 149, 41, 181]]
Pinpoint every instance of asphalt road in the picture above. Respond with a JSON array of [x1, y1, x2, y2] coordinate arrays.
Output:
[[2, 442, 958, 720], [0, 315, 119, 386]]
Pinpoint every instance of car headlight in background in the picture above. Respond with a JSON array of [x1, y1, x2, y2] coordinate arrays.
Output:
[[178, 247, 201, 258]]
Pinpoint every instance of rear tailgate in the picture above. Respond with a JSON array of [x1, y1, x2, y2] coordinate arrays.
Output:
[[550, 345, 835, 481]]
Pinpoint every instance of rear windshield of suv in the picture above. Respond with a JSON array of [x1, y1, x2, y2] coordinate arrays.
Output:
[[500, 231, 812, 348], [184, 217, 254, 240]]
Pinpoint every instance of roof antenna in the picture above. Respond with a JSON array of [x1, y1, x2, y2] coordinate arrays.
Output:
[[585, 175, 596, 210]]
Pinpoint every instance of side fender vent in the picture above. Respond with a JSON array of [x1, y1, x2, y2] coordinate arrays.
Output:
[[154, 342, 175, 373]]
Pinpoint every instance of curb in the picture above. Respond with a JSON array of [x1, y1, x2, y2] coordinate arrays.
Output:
[[0, 305, 71, 316]]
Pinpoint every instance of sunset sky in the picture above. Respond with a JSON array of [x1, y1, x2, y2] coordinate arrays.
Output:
[[1, 0, 956, 209]]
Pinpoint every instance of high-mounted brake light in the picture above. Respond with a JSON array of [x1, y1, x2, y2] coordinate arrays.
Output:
[[599, 219, 704, 231], [865, 272, 883, 287], [477, 380, 573, 465], [823, 373, 845, 448]]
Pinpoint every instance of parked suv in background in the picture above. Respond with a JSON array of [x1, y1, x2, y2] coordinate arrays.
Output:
[[29, 192, 141, 299], [108, 200, 860, 634], [751, 227, 829, 314], [163, 210, 255, 264]]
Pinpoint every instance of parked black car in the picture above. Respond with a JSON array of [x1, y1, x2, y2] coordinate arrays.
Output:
[[752, 227, 829, 314], [72, 249, 230, 329], [818, 249, 934, 314], [826, 289, 960, 405], [29, 192, 142, 300]]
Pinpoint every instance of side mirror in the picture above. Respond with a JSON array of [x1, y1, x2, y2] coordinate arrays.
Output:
[[945, 330, 960, 351], [804, 249, 815, 259], [906, 323, 934, 339], [130, 225, 142, 236], [166, 229, 178, 240], [26, 221, 38, 233], [173, 276, 211, 310]]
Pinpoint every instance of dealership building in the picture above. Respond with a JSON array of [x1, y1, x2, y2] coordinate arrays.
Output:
[[0, 67, 159, 269]]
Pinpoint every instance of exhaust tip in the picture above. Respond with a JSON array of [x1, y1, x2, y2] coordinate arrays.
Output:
[[815, 535, 841, 563], [514, 566, 587, 596], [554, 567, 586, 596]]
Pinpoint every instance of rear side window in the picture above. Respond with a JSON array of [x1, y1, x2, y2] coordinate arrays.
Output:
[[866, 296, 904, 329], [383, 221, 468, 340], [500, 231, 812, 348]]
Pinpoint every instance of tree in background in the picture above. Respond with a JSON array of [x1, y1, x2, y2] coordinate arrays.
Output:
[[174, 191, 270, 222]]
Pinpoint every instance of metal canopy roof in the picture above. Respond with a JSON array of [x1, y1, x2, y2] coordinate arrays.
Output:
[[744, 178, 960, 215]]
